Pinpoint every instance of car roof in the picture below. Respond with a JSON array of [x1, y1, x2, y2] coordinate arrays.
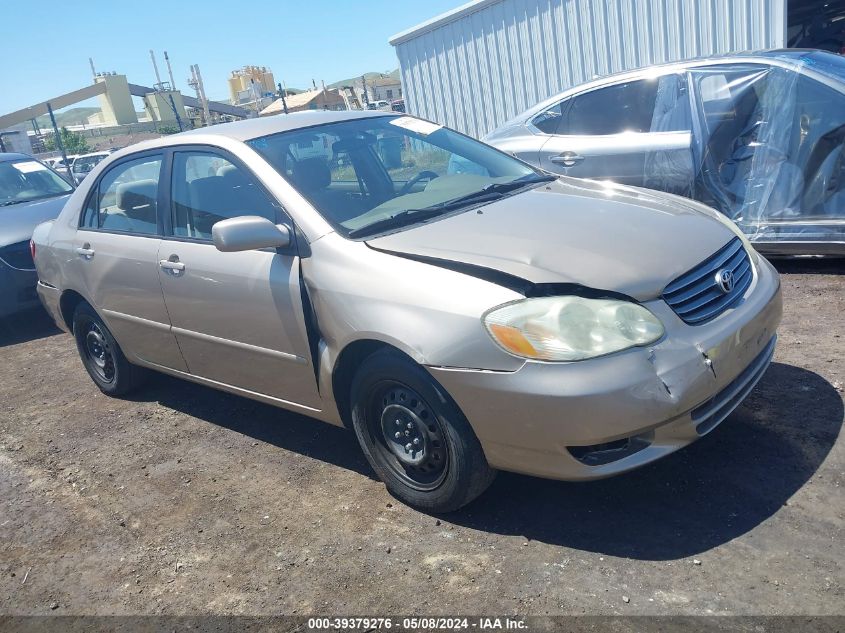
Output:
[[90, 110, 406, 166], [506, 49, 838, 125], [0, 152, 35, 163], [177, 110, 395, 142], [108, 110, 400, 159]]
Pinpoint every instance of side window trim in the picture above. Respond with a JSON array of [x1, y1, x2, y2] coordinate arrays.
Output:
[[163, 144, 295, 245], [77, 150, 165, 237], [548, 73, 690, 138]]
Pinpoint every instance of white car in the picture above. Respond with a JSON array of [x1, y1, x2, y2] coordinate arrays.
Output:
[[71, 151, 113, 184]]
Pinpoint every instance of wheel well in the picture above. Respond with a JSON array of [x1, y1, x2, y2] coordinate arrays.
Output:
[[59, 290, 88, 332], [332, 339, 401, 429]]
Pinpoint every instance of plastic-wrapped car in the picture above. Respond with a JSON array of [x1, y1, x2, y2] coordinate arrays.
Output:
[[485, 49, 845, 255]]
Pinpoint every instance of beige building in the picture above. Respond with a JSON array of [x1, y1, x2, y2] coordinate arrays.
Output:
[[260, 88, 347, 116], [143, 90, 188, 125], [95, 73, 138, 126], [357, 75, 403, 104], [228, 66, 276, 104]]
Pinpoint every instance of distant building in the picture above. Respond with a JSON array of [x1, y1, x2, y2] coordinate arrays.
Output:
[[228, 66, 276, 105], [94, 73, 138, 126], [355, 75, 402, 105], [143, 90, 188, 125], [0, 126, 32, 154], [260, 88, 347, 116]]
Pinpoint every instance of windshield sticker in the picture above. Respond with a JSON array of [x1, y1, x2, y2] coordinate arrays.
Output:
[[12, 161, 49, 174], [389, 117, 442, 136]]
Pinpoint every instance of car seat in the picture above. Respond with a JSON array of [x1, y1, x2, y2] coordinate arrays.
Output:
[[106, 179, 158, 233]]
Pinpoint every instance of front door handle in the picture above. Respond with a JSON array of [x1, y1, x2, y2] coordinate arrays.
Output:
[[549, 152, 585, 167], [159, 256, 185, 274], [75, 244, 95, 259]]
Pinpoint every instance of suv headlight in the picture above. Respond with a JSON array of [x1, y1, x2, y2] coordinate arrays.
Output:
[[483, 296, 664, 361]]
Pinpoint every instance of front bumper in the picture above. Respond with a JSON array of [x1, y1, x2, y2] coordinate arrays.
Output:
[[428, 255, 783, 480], [0, 262, 39, 318]]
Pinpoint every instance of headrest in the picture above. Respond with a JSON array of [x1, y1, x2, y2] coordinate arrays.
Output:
[[291, 158, 331, 193], [116, 179, 157, 210], [217, 164, 238, 178], [217, 164, 250, 188]]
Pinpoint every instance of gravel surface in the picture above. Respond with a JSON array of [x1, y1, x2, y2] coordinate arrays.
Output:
[[0, 259, 842, 616]]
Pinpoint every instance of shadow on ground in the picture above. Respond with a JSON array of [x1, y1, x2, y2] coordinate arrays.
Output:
[[0, 308, 60, 348], [132, 361, 842, 561], [132, 372, 375, 480], [448, 362, 843, 559]]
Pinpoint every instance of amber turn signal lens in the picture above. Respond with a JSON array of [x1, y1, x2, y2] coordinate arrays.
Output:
[[488, 323, 538, 357]]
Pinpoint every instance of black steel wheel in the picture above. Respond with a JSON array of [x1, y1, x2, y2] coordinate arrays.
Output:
[[72, 302, 146, 396], [367, 382, 449, 491], [82, 321, 116, 384], [350, 348, 495, 512]]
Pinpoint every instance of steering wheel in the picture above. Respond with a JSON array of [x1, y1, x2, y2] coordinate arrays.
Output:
[[398, 170, 439, 195]]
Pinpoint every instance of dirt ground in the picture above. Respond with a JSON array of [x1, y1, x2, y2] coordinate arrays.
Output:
[[0, 259, 843, 617]]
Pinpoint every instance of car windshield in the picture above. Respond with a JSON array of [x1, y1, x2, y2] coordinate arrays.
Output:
[[248, 115, 547, 238], [0, 159, 73, 206]]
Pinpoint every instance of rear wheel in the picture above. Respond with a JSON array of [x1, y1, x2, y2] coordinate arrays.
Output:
[[350, 349, 495, 512], [72, 302, 146, 396]]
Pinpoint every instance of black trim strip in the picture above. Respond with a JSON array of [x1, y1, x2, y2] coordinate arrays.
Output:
[[368, 244, 636, 302], [298, 268, 322, 391]]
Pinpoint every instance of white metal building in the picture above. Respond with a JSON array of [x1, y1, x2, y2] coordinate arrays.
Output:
[[389, 0, 836, 138]]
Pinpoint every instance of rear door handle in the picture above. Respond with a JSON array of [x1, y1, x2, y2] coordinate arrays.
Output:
[[159, 258, 185, 274], [75, 245, 95, 259], [550, 152, 585, 167]]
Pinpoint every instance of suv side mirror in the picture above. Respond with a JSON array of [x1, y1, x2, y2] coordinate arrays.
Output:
[[212, 216, 292, 252]]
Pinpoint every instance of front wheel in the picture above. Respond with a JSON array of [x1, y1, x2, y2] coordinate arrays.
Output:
[[72, 302, 146, 396], [350, 349, 495, 512]]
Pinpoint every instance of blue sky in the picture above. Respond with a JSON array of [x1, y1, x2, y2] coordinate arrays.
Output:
[[0, 0, 460, 114]]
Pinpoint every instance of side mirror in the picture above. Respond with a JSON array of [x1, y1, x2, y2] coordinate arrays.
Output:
[[212, 216, 292, 252]]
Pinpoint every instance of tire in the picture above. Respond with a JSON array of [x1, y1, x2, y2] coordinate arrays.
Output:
[[72, 302, 146, 396], [350, 349, 495, 512]]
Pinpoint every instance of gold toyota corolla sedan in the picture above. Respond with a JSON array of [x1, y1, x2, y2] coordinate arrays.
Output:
[[32, 111, 782, 512]]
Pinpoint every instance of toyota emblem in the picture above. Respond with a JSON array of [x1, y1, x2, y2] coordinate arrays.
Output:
[[715, 269, 735, 294]]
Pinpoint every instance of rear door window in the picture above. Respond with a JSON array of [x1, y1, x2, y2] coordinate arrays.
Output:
[[80, 155, 162, 234]]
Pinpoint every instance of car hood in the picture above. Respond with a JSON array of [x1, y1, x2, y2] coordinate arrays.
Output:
[[1, 194, 70, 247], [366, 178, 737, 301]]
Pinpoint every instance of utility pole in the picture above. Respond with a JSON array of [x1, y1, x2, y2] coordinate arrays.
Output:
[[47, 103, 73, 182], [192, 64, 212, 127], [149, 50, 163, 88], [168, 94, 184, 132], [276, 83, 288, 114], [361, 75, 370, 107], [163, 51, 177, 90]]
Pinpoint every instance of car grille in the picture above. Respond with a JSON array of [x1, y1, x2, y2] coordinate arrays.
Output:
[[0, 240, 35, 271], [662, 237, 752, 325]]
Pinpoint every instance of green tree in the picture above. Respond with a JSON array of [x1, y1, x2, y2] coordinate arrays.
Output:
[[45, 127, 90, 154]]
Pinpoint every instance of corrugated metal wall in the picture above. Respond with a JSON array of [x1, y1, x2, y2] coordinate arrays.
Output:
[[391, 0, 787, 138]]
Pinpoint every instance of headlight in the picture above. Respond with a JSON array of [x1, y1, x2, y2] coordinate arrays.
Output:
[[483, 296, 664, 361]]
